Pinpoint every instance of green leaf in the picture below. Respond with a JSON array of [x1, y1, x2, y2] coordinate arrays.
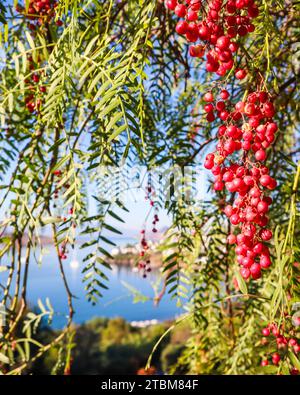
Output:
[[98, 247, 113, 259], [235, 270, 248, 295], [258, 365, 278, 374], [121, 281, 150, 303], [288, 351, 300, 371], [40, 217, 62, 225], [0, 352, 9, 364], [102, 223, 122, 235], [37, 299, 46, 314], [107, 210, 125, 223], [51, 155, 70, 173]]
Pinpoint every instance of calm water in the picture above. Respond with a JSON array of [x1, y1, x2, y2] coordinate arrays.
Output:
[[24, 246, 182, 328]]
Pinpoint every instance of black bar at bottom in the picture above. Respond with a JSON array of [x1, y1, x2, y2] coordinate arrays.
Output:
[[0, 375, 298, 392]]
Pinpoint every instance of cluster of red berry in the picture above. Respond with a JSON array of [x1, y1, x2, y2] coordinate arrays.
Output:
[[17, 1, 63, 114], [165, 0, 258, 76], [58, 240, 68, 260], [139, 230, 152, 278], [260, 322, 300, 374], [137, 175, 161, 277], [24, 55, 46, 113], [53, 170, 62, 198], [145, 177, 155, 202], [204, 89, 278, 280], [16, 0, 62, 29], [152, 212, 159, 233], [17, 0, 64, 114], [144, 175, 160, 233], [53, 169, 70, 202], [165, 0, 277, 282], [57, 208, 75, 260]]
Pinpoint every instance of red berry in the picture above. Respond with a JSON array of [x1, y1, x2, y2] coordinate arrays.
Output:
[[213, 181, 224, 191], [255, 149, 267, 162], [262, 328, 270, 336], [187, 10, 198, 21], [203, 92, 214, 102], [207, 111, 215, 122], [190, 0, 201, 11], [32, 74, 40, 83], [289, 338, 297, 347], [204, 160, 214, 170], [235, 69, 247, 80], [259, 175, 271, 187], [235, 0, 245, 9], [260, 229, 272, 241], [260, 254, 271, 269], [220, 90, 230, 100], [189, 44, 205, 58], [230, 214, 240, 225], [291, 368, 299, 375], [240, 267, 251, 279], [294, 344, 300, 353], [165, 0, 177, 10], [198, 24, 210, 40], [244, 103, 256, 116], [224, 205, 234, 217], [176, 20, 189, 34], [229, 42, 239, 52], [227, 234, 236, 244], [174, 4, 187, 17], [204, 103, 214, 112], [216, 36, 231, 50], [257, 201, 269, 213], [272, 353, 280, 365], [250, 262, 261, 278]]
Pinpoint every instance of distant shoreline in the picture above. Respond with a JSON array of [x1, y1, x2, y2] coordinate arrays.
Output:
[[109, 251, 162, 269], [1, 233, 163, 268]]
